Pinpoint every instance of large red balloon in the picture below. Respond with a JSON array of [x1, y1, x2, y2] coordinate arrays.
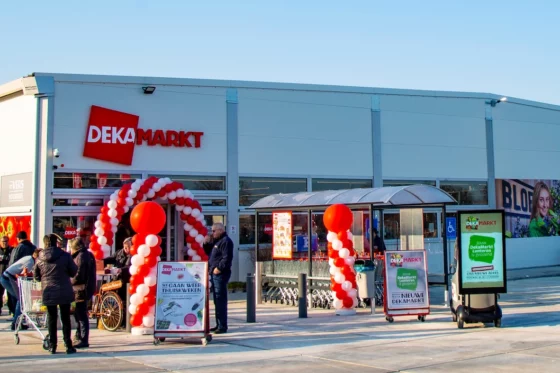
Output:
[[323, 204, 353, 232], [130, 201, 166, 234]]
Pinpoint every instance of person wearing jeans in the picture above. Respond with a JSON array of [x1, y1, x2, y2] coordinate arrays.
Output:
[[207, 223, 234, 334], [34, 234, 78, 354]]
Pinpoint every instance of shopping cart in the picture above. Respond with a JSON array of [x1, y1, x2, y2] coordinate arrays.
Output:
[[14, 276, 50, 349], [373, 254, 385, 307]]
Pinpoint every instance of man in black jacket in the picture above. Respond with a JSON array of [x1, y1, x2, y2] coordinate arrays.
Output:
[[70, 238, 96, 349], [0, 236, 13, 316], [9, 231, 36, 266], [208, 223, 233, 334]]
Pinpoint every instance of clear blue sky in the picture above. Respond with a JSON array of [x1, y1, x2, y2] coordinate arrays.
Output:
[[2, 1, 559, 105]]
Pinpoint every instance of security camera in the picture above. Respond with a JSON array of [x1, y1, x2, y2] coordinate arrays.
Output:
[[53, 148, 60, 158]]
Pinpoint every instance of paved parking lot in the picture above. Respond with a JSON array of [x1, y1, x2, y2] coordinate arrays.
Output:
[[0, 275, 559, 373]]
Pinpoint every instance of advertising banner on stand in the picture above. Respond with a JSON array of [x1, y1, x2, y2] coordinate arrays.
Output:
[[272, 212, 293, 259], [458, 210, 507, 294], [384, 250, 430, 311], [154, 261, 208, 334]]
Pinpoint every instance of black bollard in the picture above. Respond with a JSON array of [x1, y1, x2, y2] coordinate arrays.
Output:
[[298, 273, 307, 318], [126, 286, 131, 332], [246, 273, 256, 323]]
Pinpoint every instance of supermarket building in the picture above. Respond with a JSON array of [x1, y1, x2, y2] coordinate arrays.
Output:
[[0, 72, 559, 282]]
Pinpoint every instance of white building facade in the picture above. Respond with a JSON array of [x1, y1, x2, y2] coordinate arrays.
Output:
[[0, 73, 559, 282]]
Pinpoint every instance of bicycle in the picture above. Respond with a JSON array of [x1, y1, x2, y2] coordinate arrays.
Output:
[[89, 279, 124, 331]]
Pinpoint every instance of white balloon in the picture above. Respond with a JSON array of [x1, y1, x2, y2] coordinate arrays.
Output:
[[183, 206, 193, 215], [129, 265, 138, 275], [149, 305, 156, 315], [327, 232, 337, 243], [97, 213, 103, 221], [97, 236, 107, 246], [347, 231, 353, 240], [110, 217, 119, 226], [152, 183, 162, 192], [131, 183, 140, 192], [332, 240, 342, 251], [187, 249, 196, 257], [184, 223, 193, 231], [191, 208, 200, 218], [131, 254, 144, 267], [128, 189, 137, 199], [195, 234, 204, 244], [331, 291, 339, 301], [145, 234, 158, 247], [341, 281, 352, 291], [156, 256, 161, 262], [339, 248, 350, 259], [110, 194, 118, 201], [333, 299, 343, 309], [94, 221, 102, 229], [144, 275, 157, 287], [111, 226, 118, 233], [125, 197, 134, 206], [184, 189, 193, 199], [328, 258, 334, 266], [148, 267, 157, 277], [189, 229, 198, 238], [143, 314, 155, 328], [108, 209, 117, 218], [329, 266, 338, 276], [138, 244, 151, 258], [101, 244, 111, 253], [176, 205, 184, 212], [94, 228, 104, 237], [130, 293, 141, 306], [142, 194, 148, 202], [348, 288, 358, 299], [146, 190, 155, 199], [334, 273, 346, 284], [196, 214, 205, 222], [128, 304, 138, 315], [344, 256, 356, 266], [108, 200, 117, 209], [124, 206, 130, 213], [160, 194, 168, 201], [176, 189, 185, 198], [192, 255, 201, 261], [164, 177, 172, 184], [168, 191, 177, 200], [136, 284, 149, 297]]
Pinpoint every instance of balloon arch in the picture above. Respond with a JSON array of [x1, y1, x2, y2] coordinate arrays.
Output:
[[88, 176, 209, 262]]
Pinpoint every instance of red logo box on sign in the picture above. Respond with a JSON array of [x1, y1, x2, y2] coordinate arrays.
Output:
[[83, 106, 139, 166]]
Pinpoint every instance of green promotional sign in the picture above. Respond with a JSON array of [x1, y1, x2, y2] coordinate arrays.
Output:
[[458, 210, 507, 294], [396, 268, 418, 290]]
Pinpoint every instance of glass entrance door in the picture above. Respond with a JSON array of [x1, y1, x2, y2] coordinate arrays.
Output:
[[174, 212, 227, 261]]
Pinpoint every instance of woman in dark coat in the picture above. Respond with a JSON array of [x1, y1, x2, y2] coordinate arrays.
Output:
[[34, 234, 78, 354], [70, 238, 96, 348]]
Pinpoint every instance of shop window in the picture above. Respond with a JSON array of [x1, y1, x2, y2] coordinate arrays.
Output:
[[52, 215, 97, 248], [197, 198, 227, 207], [239, 214, 272, 246], [239, 177, 307, 207], [53, 198, 104, 207], [383, 212, 439, 239], [54, 173, 141, 189], [383, 180, 436, 187], [312, 178, 372, 192], [440, 181, 488, 205], [148, 175, 225, 191]]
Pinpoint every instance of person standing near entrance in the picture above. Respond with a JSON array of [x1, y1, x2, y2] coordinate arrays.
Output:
[[0, 236, 14, 316], [208, 223, 233, 334], [34, 234, 78, 354], [70, 238, 96, 349]]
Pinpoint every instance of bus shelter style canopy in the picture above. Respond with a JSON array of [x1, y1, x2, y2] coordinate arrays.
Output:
[[250, 185, 458, 286]]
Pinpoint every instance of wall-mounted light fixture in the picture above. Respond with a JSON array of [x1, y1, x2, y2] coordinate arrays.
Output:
[[487, 97, 507, 107], [142, 86, 156, 95]]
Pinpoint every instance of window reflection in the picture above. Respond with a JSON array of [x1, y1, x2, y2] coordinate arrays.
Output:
[[239, 177, 307, 206], [440, 181, 488, 205]]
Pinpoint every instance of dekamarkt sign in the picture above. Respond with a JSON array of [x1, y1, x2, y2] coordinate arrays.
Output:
[[458, 210, 507, 294]]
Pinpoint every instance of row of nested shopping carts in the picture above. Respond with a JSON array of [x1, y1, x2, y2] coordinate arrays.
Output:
[[262, 257, 386, 309]]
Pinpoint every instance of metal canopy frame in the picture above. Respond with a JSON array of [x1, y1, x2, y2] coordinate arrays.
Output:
[[251, 185, 458, 287]]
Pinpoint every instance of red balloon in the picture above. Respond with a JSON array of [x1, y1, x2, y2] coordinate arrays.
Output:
[[101, 206, 109, 215], [330, 249, 339, 259], [337, 231, 347, 241], [136, 303, 149, 317], [331, 282, 342, 292], [344, 239, 354, 250], [107, 237, 113, 246], [342, 297, 354, 308], [323, 204, 353, 232], [179, 212, 189, 221], [94, 250, 104, 260], [130, 313, 143, 327], [137, 265, 150, 278], [336, 289, 347, 300], [148, 285, 157, 297], [130, 275, 144, 287], [175, 197, 185, 206], [129, 245, 138, 256], [157, 236, 162, 246], [144, 255, 157, 268], [129, 283, 138, 295], [135, 191, 144, 201], [186, 235, 194, 244], [130, 201, 166, 234], [334, 258, 346, 267], [150, 246, 162, 257], [143, 295, 156, 307]]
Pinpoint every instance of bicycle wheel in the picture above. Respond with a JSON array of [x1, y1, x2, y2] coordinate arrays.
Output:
[[100, 291, 123, 332]]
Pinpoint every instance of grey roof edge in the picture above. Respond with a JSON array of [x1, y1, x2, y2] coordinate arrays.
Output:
[[23, 72, 560, 110]]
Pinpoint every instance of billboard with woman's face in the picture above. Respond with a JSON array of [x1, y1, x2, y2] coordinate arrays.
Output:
[[495, 179, 560, 238]]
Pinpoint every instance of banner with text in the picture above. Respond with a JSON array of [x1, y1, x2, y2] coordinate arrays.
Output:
[[384, 250, 429, 310], [155, 261, 208, 333], [458, 210, 507, 294], [496, 179, 560, 238], [272, 212, 293, 259]]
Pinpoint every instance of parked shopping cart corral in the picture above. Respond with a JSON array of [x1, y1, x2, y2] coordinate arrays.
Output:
[[14, 276, 50, 349], [261, 275, 333, 309], [373, 255, 385, 307]]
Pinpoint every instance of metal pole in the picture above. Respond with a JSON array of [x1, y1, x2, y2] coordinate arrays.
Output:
[[307, 210, 313, 281], [246, 273, 256, 323], [126, 287, 131, 333], [368, 205, 374, 258], [298, 273, 307, 318], [255, 262, 263, 305], [442, 206, 449, 305]]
